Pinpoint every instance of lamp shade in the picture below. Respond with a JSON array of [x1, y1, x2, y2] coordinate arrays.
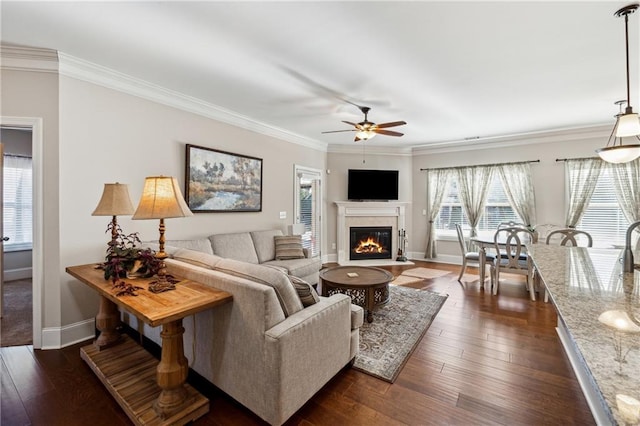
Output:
[[596, 144, 640, 163], [615, 113, 640, 137], [132, 176, 193, 220], [92, 183, 135, 216]]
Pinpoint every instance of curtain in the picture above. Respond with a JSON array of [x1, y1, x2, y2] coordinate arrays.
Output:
[[608, 159, 640, 248], [454, 165, 494, 240], [496, 162, 537, 227], [424, 169, 451, 258], [565, 158, 604, 227]]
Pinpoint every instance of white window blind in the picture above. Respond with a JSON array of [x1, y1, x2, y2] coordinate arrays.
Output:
[[3, 155, 33, 251], [299, 178, 321, 257], [436, 175, 521, 236], [575, 168, 629, 248]]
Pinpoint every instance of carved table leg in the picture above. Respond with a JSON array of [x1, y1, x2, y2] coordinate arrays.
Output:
[[365, 288, 374, 323], [95, 296, 121, 349], [154, 319, 189, 419]]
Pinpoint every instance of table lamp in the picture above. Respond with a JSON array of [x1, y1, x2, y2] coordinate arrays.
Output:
[[132, 176, 193, 293], [92, 183, 135, 250]]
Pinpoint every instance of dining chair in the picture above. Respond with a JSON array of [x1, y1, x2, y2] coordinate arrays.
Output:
[[497, 221, 526, 229], [546, 229, 593, 247], [492, 227, 536, 301], [542, 228, 593, 302], [455, 223, 496, 284]]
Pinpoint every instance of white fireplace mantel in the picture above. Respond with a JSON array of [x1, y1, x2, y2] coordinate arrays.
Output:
[[335, 201, 410, 265]]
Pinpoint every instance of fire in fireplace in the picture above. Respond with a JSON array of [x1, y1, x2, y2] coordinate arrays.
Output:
[[350, 226, 392, 260]]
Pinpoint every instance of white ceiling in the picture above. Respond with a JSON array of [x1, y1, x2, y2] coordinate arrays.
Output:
[[2, 1, 639, 150]]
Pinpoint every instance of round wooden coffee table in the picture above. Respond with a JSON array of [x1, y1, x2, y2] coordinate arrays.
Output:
[[320, 266, 393, 323]]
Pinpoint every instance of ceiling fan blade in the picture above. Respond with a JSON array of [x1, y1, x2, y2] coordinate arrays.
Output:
[[374, 129, 404, 137], [376, 121, 407, 129], [322, 129, 356, 134], [342, 121, 358, 126]]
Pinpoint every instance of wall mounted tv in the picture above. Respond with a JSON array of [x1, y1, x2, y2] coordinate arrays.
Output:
[[348, 169, 399, 201]]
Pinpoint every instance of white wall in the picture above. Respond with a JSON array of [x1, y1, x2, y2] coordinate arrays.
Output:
[[57, 75, 327, 327]]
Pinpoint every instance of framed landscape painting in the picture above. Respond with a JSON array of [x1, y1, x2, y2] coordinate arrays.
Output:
[[186, 144, 263, 212]]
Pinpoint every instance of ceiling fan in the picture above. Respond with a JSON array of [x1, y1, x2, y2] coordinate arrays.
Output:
[[322, 105, 407, 142]]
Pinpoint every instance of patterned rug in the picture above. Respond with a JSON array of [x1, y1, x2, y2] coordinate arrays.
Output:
[[400, 267, 451, 280], [353, 285, 448, 383]]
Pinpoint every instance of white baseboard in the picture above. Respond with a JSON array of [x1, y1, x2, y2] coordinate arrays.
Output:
[[4, 267, 32, 281], [41, 318, 95, 350]]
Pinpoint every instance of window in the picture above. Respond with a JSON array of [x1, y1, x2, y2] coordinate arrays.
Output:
[[3, 155, 32, 251], [435, 175, 521, 237], [575, 168, 629, 248]]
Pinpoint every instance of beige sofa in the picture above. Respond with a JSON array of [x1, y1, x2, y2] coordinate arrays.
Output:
[[156, 229, 322, 285], [129, 248, 363, 425]]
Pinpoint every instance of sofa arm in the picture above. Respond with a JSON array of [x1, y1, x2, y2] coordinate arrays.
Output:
[[263, 294, 353, 423]]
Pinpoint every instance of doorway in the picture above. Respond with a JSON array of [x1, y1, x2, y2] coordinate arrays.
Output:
[[294, 166, 322, 258], [0, 117, 43, 349]]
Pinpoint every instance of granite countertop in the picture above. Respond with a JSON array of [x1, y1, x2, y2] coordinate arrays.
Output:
[[528, 244, 640, 426]]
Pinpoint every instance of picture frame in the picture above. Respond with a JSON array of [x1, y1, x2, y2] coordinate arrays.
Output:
[[185, 144, 263, 212]]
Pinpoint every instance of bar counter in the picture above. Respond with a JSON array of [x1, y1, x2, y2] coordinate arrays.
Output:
[[528, 244, 640, 426]]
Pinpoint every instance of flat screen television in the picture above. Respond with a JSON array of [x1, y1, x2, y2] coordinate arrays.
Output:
[[348, 169, 399, 201]]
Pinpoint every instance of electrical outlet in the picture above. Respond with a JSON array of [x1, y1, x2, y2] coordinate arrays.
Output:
[[331, 243, 336, 250], [422, 209, 427, 215], [279, 211, 286, 219]]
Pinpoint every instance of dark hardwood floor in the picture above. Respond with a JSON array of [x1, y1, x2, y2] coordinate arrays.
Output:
[[0, 260, 595, 425]]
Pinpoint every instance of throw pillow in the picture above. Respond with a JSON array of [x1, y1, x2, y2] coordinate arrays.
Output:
[[288, 275, 320, 307], [274, 235, 305, 260]]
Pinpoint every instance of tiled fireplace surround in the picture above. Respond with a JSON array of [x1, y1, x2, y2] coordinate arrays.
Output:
[[335, 201, 409, 265]]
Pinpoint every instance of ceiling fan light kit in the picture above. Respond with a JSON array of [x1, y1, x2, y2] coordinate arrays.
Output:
[[597, 4, 640, 163]]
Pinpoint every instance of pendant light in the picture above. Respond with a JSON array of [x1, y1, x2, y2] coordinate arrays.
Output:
[[596, 4, 640, 163]]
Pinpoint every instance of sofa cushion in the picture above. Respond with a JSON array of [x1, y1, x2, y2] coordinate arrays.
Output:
[[288, 275, 320, 307], [274, 235, 305, 260], [264, 257, 322, 278], [250, 229, 284, 263], [172, 248, 223, 269], [214, 258, 303, 316], [143, 238, 213, 256], [209, 232, 259, 264]]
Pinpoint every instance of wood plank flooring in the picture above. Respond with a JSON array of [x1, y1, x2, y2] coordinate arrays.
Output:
[[0, 261, 595, 425]]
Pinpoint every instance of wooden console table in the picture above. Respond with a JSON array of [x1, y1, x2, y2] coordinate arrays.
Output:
[[66, 264, 232, 426]]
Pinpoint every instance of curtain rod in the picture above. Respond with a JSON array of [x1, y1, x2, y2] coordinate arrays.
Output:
[[555, 156, 599, 162], [3, 153, 32, 159], [420, 159, 539, 172]]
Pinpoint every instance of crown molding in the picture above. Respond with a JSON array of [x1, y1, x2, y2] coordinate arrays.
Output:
[[411, 124, 612, 156], [0, 44, 58, 73], [327, 143, 413, 156], [56, 53, 328, 152]]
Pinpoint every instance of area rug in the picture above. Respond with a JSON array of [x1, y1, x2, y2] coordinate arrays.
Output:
[[1, 279, 33, 347], [401, 267, 452, 280], [353, 285, 448, 383]]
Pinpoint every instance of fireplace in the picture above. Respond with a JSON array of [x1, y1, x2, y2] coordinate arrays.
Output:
[[349, 226, 393, 260]]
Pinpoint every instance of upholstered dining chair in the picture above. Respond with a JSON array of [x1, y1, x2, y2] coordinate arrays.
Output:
[[492, 227, 536, 301], [455, 223, 496, 284], [542, 228, 593, 302]]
